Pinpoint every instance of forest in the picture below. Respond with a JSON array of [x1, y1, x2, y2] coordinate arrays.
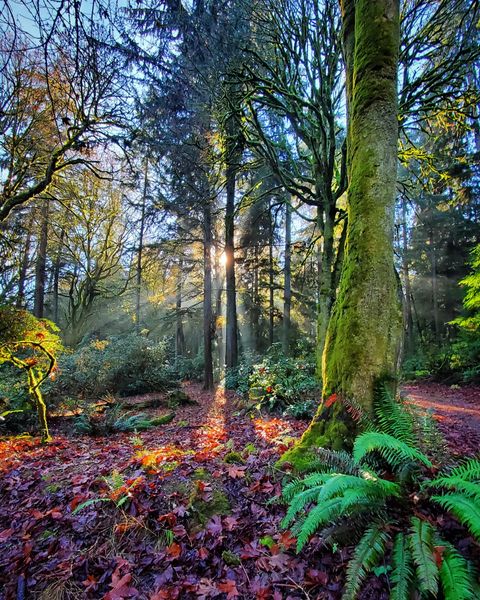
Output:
[[0, 0, 479, 598]]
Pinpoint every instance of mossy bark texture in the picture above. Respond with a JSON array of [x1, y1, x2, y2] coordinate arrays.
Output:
[[281, 0, 401, 468]]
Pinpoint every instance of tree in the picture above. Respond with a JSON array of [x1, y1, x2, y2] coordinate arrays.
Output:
[[282, 0, 402, 467]]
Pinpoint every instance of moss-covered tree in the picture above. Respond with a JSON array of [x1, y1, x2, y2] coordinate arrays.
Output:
[[281, 0, 402, 469]]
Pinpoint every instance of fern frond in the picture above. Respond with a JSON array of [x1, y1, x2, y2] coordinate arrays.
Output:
[[353, 432, 432, 469], [282, 477, 305, 502], [281, 486, 324, 528], [317, 473, 399, 503], [409, 517, 439, 596], [342, 523, 390, 600], [432, 493, 480, 542], [296, 497, 344, 551], [438, 541, 476, 600], [426, 476, 480, 502], [449, 459, 480, 482], [314, 448, 358, 475], [373, 384, 414, 445], [390, 532, 414, 600], [340, 395, 375, 430]]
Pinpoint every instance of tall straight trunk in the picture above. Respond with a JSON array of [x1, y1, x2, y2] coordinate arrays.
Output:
[[215, 249, 224, 372], [17, 213, 34, 308], [135, 161, 148, 334], [283, 197, 292, 354], [282, 0, 402, 467], [224, 132, 238, 369], [253, 244, 261, 351], [430, 227, 440, 343], [175, 259, 186, 359], [402, 196, 414, 354], [52, 228, 65, 323], [34, 200, 49, 318], [203, 200, 214, 390], [268, 201, 275, 347]]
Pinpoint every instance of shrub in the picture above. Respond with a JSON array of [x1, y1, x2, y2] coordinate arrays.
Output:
[[247, 345, 319, 414], [50, 333, 178, 401], [281, 385, 480, 599]]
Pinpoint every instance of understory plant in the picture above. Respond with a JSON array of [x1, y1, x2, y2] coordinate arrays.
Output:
[[281, 385, 480, 599]]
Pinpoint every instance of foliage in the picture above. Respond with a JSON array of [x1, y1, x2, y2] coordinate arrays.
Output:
[[282, 386, 480, 599], [0, 306, 63, 440], [241, 345, 319, 415], [50, 333, 178, 401], [174, 351, 205, 382]]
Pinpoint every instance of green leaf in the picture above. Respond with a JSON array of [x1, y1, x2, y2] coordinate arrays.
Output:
[[432, 493, 480, 542], [439, 541, 476, 600], [409, 517, 438, 596], [390, 532, 414, 600], [353, 432, 432, 469], [342, 524, 390, 600], [71, 497, 110, 515]]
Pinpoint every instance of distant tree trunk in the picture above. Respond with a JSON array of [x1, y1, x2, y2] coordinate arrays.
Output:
[[402, 196, 414, 354], [34, 200, 49, 318], [253, 244, 261, 350], [203, 200, 214, 390], [136, 161, 148, 334], [283, 197, 292, 354], [52, 228, 65, 323], [215, 248, 224, 372], [430, 227, 440, 343], [17, 212, 34, 308], [282, 0, 402, 467], [224, 121, 239, 370], [268, 200, 275, 346], [175, 259, 186, 359]]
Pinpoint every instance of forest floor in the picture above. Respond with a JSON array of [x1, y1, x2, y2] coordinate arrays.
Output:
[[0, 382, 479, 600]]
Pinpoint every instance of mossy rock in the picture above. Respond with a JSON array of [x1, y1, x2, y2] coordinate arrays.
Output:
[[166, 389, 196, 408]]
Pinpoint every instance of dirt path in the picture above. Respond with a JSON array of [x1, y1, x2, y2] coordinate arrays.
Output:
[[402, 382, 480, 456]]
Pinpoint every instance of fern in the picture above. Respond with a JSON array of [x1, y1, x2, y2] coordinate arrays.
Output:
[[431, 493, 480, 542], [389, 532, 414, 600], [342, 523, 390, 600], [296, 497, 345, 551], [314, 448, 358, 475], [449, 459, 480, 482], [281, 486, 325, 528], [317, 474, 399, 503], [438, 541, 476, 600], [373, 384, 414, 445], [426, 475, 480, 502], [409, 517, 439, 596], [353, 432, 432, 469]]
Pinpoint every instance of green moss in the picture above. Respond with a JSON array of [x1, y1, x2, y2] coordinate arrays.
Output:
[[150, 412, 175, 426], [224, 451, 245, 464], [189, 487, 230, 527], [221, 550, 241, 566]]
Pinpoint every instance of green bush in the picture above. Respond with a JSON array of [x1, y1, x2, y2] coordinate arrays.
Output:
[[247, 344, 319, 414], [49, 333, 178, 401], [174, 350, 205, 381], [281, 385, 480, 599]]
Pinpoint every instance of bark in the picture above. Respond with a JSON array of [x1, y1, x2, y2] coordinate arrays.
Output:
[[282, 0, 402, 468], [224, 118, 239, 369], [430, 226, 440, 343], [268, 201, 275, 347], [215, 248, 224, 372], [283, 198, 292, 354], [52, 228, 65, 323], [33, 200, 49, 318], [175, 260, 186, 359], [135, 161, 148, 334], [402, 196, 414, 354], [203, 200, 214, 390], [17, 213, 34, 308]]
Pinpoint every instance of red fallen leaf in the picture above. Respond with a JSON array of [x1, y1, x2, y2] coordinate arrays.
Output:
[[70, 494, 87, 511], [217, 580, 239, 598], [82, 574, 98, 591], [305, 568, 329, 586], [241, 542, 262, 559], [0, 528, 14, 541], [198, 546, 209, 560], [325, 393, 338, 408], [254, 588, 271, 600], [166, 542, 182, 559], [227, 465, 246, 479], [433, 545, 446, 568], [196, 579, 220, 599], [278, 530, 296, 550]]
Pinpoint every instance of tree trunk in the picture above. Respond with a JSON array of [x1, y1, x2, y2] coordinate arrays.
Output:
[[402, 196, 414, 354], [136, 161, 148, 334], [430, 226, 440, 344], [268, 200, 275, 346], [34, 201, 49, 318], [203, 200, 214, 390], [52, 228, 65, 323], [283, 197, 292, 354], [224, 125, 239, 370], [17, 212, 34, 308], [282, 0, 402, 468], [175, 259, 186, 359]]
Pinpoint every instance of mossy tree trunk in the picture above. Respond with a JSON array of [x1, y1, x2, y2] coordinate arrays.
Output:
[[281, 0, 402, 469]]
